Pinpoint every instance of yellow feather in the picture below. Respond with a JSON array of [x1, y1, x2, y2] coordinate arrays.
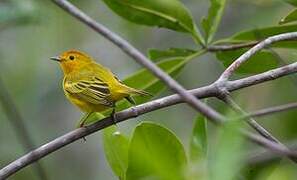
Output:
[[53, 50, 151, 123]]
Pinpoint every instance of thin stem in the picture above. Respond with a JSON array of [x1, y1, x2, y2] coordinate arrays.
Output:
[[222, 95, 297, 163], [247, 140, 297, 165], [238, 102, 297, 120], [218, 32, 297, 81], [223, 96, 280, 143], [207, 41, 258, 51]]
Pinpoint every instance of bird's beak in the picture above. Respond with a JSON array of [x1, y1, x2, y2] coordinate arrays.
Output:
[[50, 56, 61, 62]]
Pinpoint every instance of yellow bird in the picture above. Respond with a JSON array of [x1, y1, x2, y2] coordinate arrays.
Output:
[[51, 50, 151, 127]]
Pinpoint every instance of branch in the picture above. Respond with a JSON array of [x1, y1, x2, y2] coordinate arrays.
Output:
[[207, 41, 259, 51], [52, 0, 225, 124], [247, 140, 297, 165], [223, 96, 280, 143], [1, 62, 297, 179], [218, 32, 297, 81], [222, 96, 297, 163], [238, 102, 297, 120], [208, 39, 297, 52], [241, 130, 297, 160], [2, 0, 297, 178]]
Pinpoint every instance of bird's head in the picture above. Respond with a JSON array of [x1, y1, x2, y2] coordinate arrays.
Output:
[[51, 50, 93, 74]]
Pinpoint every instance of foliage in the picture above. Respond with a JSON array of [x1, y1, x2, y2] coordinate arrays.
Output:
[[100, 0, 297, 179], [279, 9, 297, 25], [201, 0, 226, 44], [216, 49, 279, 74], [2, 0, 297, 179]]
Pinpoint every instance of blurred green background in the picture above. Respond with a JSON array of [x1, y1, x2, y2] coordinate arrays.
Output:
[[1, 0, 297, 179]]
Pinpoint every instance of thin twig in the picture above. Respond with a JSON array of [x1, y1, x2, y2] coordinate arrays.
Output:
[[52, 0, 225, 124], [218, 32, 297, 81], [268, 48, 297, 87], [242, 130, 297, 160], [247, 140, 297, 165], [223, 96, 297, 163], [223, 96, 280, 143], [1, 62, 297, 179], [237, 102, 297, 120], [0, 78, 48, 180], [207, 41, 259, 51], [227, 62, 297, 90]]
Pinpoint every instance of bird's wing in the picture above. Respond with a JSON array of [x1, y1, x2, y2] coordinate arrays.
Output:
[[64, 76, 113, 107]]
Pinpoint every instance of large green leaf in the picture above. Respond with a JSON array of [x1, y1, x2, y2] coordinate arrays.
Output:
[[102, 0, 203, 43], [279, 9, 297, 25], [218, 24, 297, 43], [209, 122, 245, 180], [190, 114, 208, 162], [283, 0, 297, 6], [257, 164, 297, 180], [126, 122, 187, 180], [148, 48, 196, 62], [216, 48, 279, 74], [201, 0, 227, 44], [103, 126, 129, 179]]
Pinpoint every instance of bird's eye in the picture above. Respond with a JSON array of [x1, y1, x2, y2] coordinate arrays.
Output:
[[69, 55, 75, 60]]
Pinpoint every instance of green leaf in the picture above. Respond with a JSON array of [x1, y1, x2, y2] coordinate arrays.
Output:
[[283, 0, 297, 6], [121, 58, 187, 105], [119, 51, 203, 108], [220, 24, 297, 42], [126, 122, 187, 180], [103, 126, 129, 179], [103, 0, 203, 43], [148, 48, 197, 62], [279, 9, 297, 25], [209, 122, 245, 180], [257, 163, 297, 180], [201, 0, 227, 44], [216, 48, 279, 74], [190, 114, 208, 162], [268, 40, 297, 49]]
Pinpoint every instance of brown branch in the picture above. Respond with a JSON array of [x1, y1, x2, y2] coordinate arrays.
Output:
[[222, 96, 297, 163], [1, 0, 297, 178], [1, 62, 297, 179], [207, 41, 259, 51], [218, 32, 297, 81], [223, 96, 280, 143], [247, 140, 297, 165], [238, 102, 297, 120]]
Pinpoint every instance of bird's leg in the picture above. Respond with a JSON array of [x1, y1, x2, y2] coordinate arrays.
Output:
[[110, 103, 118, 125], [111, 108, 116, 124], [79, 112, 93, 142], [79, 112, 92, 128]]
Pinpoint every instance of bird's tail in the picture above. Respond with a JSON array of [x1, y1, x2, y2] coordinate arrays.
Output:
[[125, 86, 153, 97]]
